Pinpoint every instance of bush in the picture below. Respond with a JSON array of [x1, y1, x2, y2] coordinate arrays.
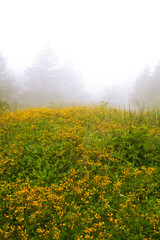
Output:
[[0, 99, 11, 111]]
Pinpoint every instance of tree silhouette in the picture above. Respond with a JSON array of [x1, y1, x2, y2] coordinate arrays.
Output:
[[57, 62, 87, 104], [24, 45, 61, 105], [133, 65, 151, 105], [0, 52, 17, 102], [24, 45, 87, 106], [133, 63, 160, 108]]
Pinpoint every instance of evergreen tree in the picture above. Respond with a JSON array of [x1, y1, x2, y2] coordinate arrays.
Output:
[[150, 61, 160, 106], [0, 52, 17, 102], [134, 65, 151, 99], [133, 63, 160, 108], [25, 45, 61, 106], [57, 62, 87, 104], [24, 45, 87, 106]]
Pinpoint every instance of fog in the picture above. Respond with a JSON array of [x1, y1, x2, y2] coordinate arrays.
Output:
[[1, 0, 160, 109]]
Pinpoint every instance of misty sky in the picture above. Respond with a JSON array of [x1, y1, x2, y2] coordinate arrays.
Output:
[[0, 0, 160, 94]]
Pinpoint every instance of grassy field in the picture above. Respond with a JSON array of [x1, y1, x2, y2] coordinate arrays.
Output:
[[0, 105, 160, 239]]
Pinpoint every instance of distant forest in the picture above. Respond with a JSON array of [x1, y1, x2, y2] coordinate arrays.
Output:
[[0, 46, 160, 109], [0, 45, 88, 108]]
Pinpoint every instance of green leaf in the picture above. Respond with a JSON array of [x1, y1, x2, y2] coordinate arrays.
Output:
[[92, 163, 97, 171]]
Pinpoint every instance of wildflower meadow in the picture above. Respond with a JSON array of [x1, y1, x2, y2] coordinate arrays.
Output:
[[0, 105, 160, 239]]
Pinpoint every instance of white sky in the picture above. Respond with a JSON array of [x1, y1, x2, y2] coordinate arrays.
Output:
[[0, 0, 160, 94]]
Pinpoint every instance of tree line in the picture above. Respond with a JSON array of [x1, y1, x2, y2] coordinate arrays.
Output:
[[1, 45, 160, 108], [0, 45, 88, 108]]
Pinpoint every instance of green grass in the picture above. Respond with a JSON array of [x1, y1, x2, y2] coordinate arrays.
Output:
[[0, 105, 160, 239]]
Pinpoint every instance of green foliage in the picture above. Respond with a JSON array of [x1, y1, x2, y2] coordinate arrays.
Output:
[[0, 106, 160, 239], [110, 124, 160, 167]]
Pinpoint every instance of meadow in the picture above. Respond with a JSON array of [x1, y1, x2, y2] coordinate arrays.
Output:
[[0, 105, 160, 239]]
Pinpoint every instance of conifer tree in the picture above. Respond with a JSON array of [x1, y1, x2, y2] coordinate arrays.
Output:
[[0, 52, 17, 102]]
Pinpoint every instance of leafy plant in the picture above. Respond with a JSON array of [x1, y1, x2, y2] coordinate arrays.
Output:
[[0, 106, 160, 239]]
